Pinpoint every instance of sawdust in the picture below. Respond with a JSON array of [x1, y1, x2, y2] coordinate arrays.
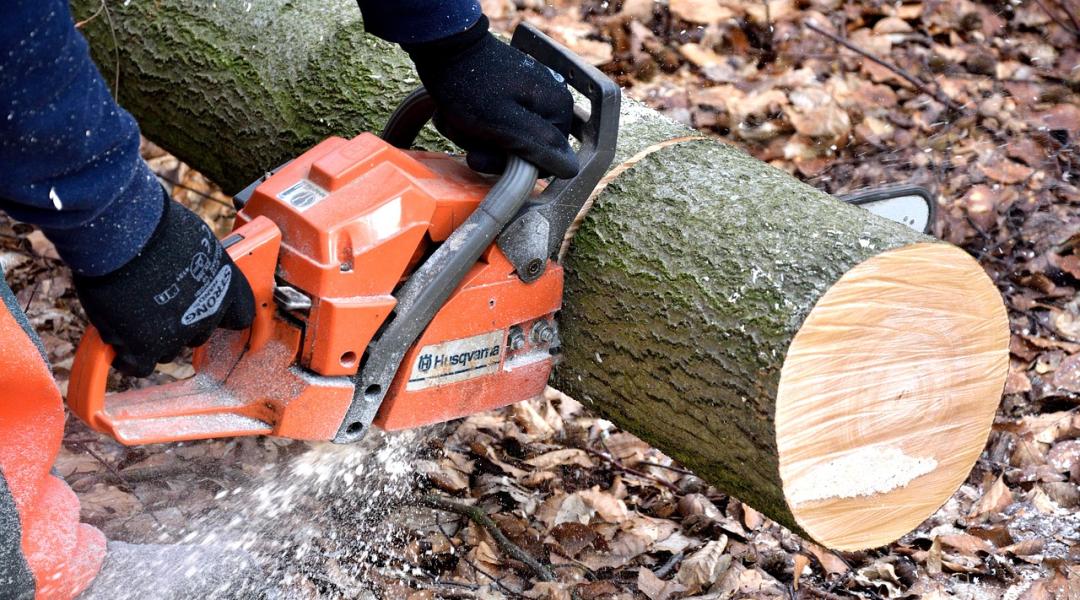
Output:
[[785, 445, 938, 505], [137, 430, 426, 599]]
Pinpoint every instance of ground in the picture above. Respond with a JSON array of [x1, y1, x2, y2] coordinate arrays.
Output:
[[0, 0, 1078, 598]]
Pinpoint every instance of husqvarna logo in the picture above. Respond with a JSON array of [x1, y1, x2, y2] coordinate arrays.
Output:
[[407, 330, 506, 391], [182, 266, 231, 325]]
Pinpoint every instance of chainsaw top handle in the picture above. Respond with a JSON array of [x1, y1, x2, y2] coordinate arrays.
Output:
[[381, 22, 621, 283], [332, 24, 620, 444]]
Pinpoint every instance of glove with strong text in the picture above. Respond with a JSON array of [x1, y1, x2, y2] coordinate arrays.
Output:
[[403, 15, 579, 178], [73, 195, 255, 377]]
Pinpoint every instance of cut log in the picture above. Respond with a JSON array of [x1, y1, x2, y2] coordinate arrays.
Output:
[[71, 0, 1009, 550]]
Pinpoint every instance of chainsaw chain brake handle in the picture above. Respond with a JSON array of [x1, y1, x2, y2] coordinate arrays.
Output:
[[328, 24, 622, 444], [380, 23, 622, 284]]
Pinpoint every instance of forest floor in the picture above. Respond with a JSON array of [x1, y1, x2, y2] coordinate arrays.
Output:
[[1, 0, 1078, 598]]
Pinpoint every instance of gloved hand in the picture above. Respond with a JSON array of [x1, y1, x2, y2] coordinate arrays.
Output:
[[73, 194, 255, 377], [403, 15, 579, 178]]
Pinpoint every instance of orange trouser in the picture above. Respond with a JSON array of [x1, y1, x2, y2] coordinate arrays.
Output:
[[0, 279, 105, 599]]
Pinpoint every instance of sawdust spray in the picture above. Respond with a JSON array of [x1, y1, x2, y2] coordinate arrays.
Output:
[[176, 429, 427, 599]]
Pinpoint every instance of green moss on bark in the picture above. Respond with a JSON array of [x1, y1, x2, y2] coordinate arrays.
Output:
[[553, 140, 927, 532]]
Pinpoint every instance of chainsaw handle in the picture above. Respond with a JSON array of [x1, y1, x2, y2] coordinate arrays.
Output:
[[67, 216, 283, 435], [381, 24, 616, 157], [381, 23, 620, 283]]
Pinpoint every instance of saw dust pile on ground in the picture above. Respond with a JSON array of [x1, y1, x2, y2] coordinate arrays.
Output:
[[0, 0, 1077, 598]]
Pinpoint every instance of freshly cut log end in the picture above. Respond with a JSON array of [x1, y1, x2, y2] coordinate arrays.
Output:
[[775, 242, 1009, 551]]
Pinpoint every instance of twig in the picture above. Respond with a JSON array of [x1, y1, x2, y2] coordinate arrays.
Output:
[[804, 20, 965, 114], [155, 174, 236, 210], [637, 460, 695, 476], [1057, 0, 1080, 35], [582, 446, 681, 494], [75, 442, 163, 528], [419, 494, 556, 582], [70, 459, 227, 487], [435, 515, 524, 597], [653, 551, 684, 579], [99, 0, 121, 98], [1033, 0, 1080, 36]]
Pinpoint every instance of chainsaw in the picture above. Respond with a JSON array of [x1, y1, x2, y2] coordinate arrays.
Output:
[[65, 24, 935, 447]]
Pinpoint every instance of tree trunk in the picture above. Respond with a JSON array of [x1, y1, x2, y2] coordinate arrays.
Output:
[[71, 0, 1009, 550]]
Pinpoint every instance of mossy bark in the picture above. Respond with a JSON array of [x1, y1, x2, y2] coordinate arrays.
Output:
[[71, 0, 929, 537]]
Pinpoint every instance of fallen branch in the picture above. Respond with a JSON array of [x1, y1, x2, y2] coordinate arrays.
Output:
[[582, 446, 681, 494], [804, 20, 966, 114], [434, 514, 525, 597], [419, 494, 557, 582]]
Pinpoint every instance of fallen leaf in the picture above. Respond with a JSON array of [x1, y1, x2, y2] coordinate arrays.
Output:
[[927, 536, 943, 575], [978, 156, 1034, 184], [793, 554, 811, 589], [578, 488, 630, 523], [669, 0, 736, 23], [550, 522, 599, 557], [553, 493, 595, 525], [854, 561, 905, 598], [526, 449, 593, 470], [1051, 354, 1080, 392], [938, 533, 993, 554], [637, 568, 687, 600], [675, 537, 730, 593], [969, 476, 1014, 519], [524, 582, 572, 600], [805, 542, 849, 575], [785, 87, 852, 140]]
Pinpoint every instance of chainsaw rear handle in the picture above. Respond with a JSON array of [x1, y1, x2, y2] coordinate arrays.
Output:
[[381, 23, 621, 283], [67, 217, 282, 436]]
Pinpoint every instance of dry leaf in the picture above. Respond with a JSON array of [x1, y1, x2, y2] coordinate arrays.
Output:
[[805, 542, 849, 575], [669, 0, 736, 23], [524, 582, 572, 600], [978, 157, 1034, 184], [637, 568, 687, 600], [854, 561, 905, 598], [793, 554, 811, 590], [969, 476, 1014, 519], [550, 522, 599, 557], [675, 537, 730, 593], [578, 488, 630, 523], [785, 87, 851, 140], [741, 505, 764, 530], [553, 493, 595, 525], [526, 449, 593, 470]]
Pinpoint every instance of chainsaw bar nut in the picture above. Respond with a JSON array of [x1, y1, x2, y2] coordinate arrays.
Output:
[[531, 320, 555, 344], [508, 327, 526, 351]]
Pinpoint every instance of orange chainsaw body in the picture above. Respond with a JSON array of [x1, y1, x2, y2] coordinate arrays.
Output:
[[68, 133, 562, 445]]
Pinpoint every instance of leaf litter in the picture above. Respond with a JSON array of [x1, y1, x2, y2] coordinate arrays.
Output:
[[0, 0, 1077, 596]]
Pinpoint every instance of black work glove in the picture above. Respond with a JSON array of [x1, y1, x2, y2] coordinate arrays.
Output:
[[73, 194, 255, 377], [403, 16, 579, 179]]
